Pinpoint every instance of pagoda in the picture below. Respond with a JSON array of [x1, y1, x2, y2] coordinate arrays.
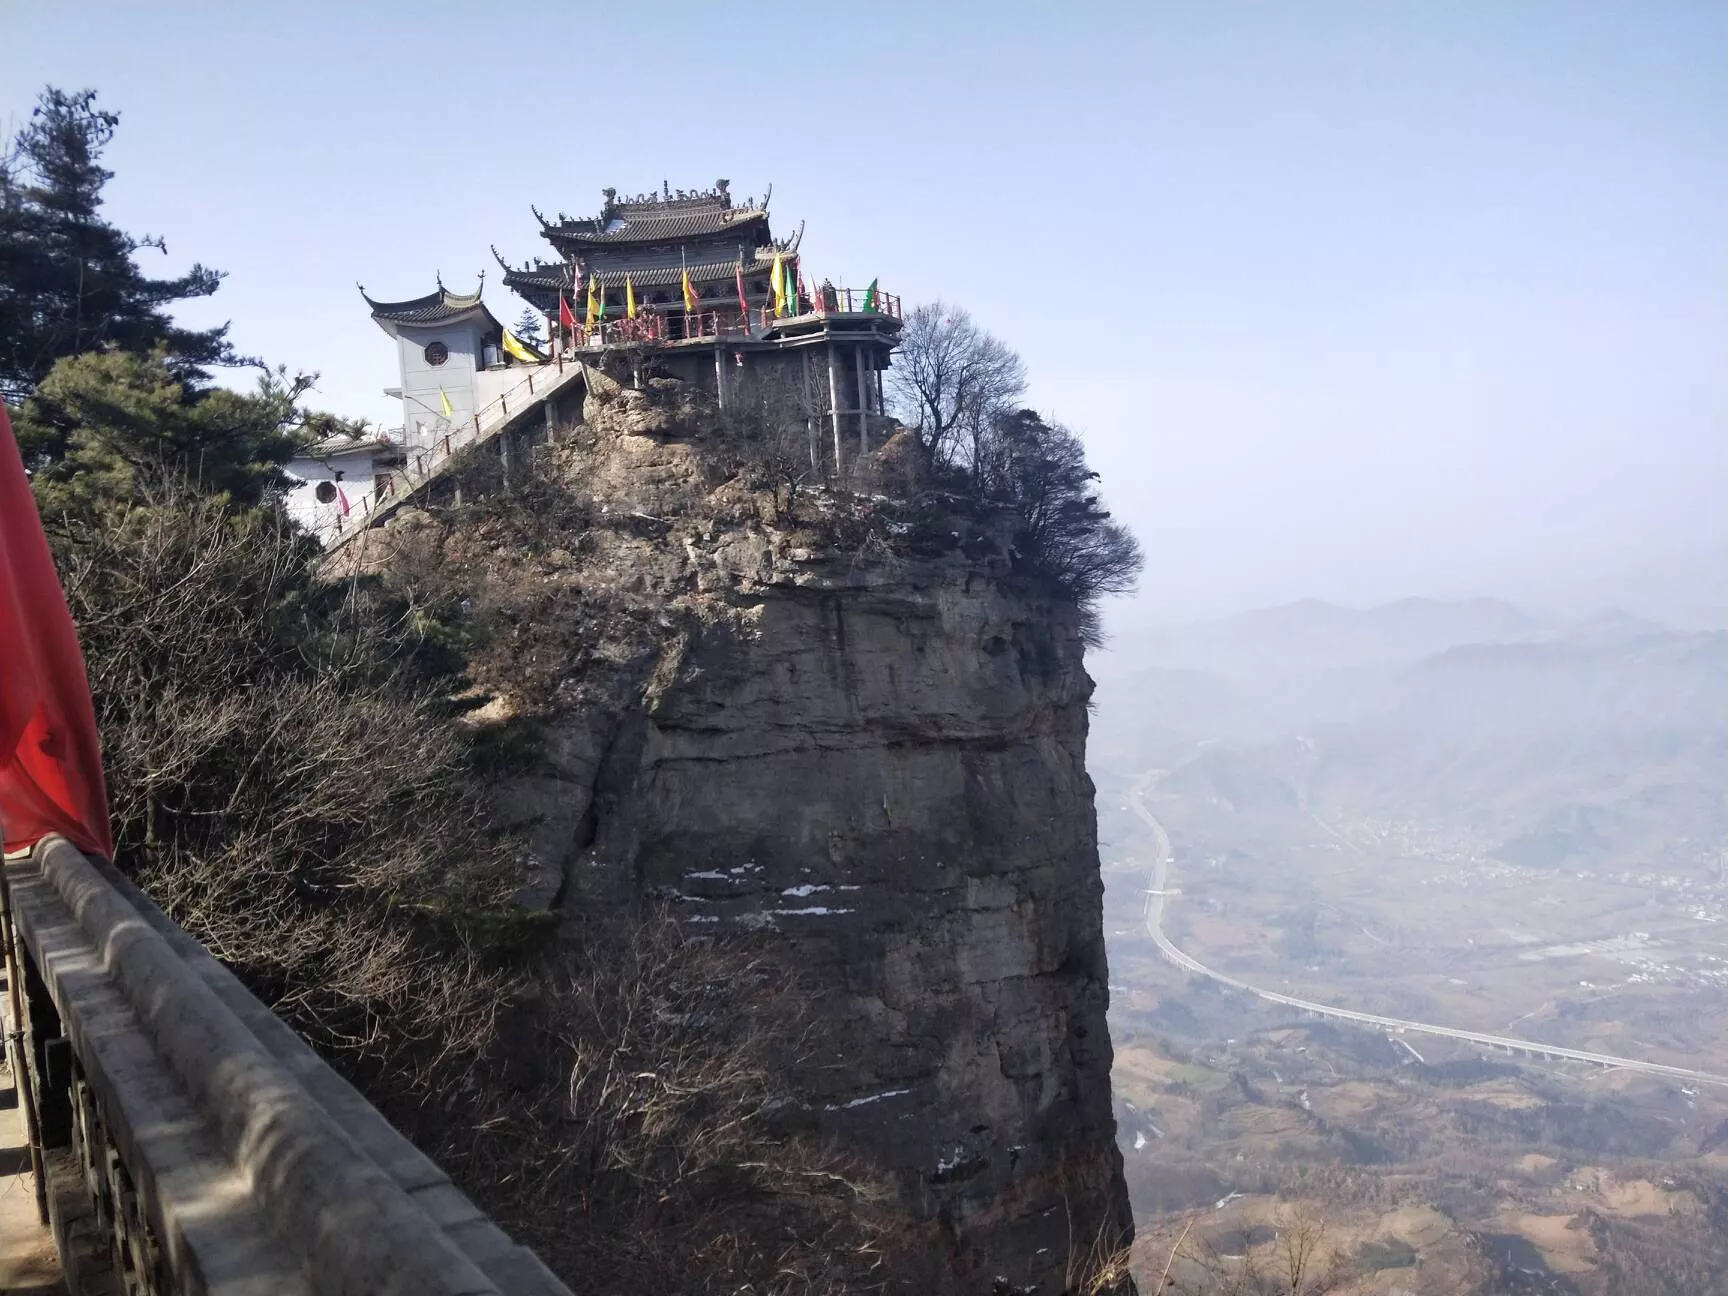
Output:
[[493, 180, 903, 466], [498, 180, 785, 332]]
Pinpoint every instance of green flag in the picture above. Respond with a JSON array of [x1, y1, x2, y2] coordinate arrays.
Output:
[[862, 278, 878, 312]]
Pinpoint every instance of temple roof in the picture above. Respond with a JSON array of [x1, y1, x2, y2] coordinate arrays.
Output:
[[298, 430, 397, 460], [360, 276, 501, 334], [587, 250, 784, 289], [541, 207, 768, 246], [492, 246, 569, 291], [535, 181, 776, 249], [497, 243, 795, 313]]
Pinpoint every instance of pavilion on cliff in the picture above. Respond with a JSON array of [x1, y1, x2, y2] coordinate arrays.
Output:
[[493, 180, 903, 465]]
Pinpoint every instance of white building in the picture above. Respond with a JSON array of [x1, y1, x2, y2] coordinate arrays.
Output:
[[280, 430, 400, 536], [283, 275, 542, 540]]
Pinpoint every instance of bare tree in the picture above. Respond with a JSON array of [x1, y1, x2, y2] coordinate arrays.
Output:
[[1161, 1206, 1349, 1296], [886, 300, 1026, 470]]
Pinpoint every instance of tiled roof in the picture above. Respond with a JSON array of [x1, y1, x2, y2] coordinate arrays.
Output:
[[542, 207, 768, 246], [494, 247, 568, 288], [360, 281, 495, 327], [585, 252, 782, 290]]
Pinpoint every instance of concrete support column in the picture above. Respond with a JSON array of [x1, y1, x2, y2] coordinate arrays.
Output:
[[855, 346, 870, 455], [827, 344, 843, 472], [803, 351, 820, 475]]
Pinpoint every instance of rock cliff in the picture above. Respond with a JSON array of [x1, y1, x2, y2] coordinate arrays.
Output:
[[377, 374, 1130, 1290]]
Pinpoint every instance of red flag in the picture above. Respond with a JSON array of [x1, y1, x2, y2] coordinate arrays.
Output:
[[558, 294, 577, 331], [736, 262, 749, 316], [0, 407, 114, 859], [336, 484, 351, 516]]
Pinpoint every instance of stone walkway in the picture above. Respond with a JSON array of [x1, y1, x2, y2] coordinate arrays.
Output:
[[0, 972, 62, 1296]]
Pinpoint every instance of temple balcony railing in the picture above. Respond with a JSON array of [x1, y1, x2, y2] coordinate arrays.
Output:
[[567, 288, 902, 351]]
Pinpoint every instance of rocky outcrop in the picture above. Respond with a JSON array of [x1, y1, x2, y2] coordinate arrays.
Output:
[[384, 376, 1129, 1290]]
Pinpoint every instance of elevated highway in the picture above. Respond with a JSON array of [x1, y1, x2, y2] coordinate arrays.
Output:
[[1129, 779, 1728, 1090]]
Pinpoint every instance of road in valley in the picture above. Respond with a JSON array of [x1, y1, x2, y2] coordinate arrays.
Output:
[[1129, 774, 1728, 1090]]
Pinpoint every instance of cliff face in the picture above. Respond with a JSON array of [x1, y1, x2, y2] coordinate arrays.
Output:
[[391, 377, 1129, 1289]]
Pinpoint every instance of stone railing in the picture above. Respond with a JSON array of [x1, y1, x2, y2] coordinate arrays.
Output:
[[0, 835, 573, 1296]]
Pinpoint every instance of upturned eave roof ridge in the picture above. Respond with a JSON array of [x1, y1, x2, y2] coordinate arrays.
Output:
[[540, 208, 770, 247], [359, 274, 501, 331]]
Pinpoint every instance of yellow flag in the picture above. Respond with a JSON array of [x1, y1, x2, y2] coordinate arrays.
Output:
[[500, 327, 540, 364], [681, 265, 698, 313], [586, 275, 603, 326], [625, 274, 637, 319], [770, 252, 785, 316], [438, 387, 453, 418]]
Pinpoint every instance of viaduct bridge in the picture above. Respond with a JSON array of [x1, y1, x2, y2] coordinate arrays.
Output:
[[1129, 778, 1728, 1091], [1, 836, 573, 1295]]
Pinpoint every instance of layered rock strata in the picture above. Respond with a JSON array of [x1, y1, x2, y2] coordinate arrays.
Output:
[[384, 376, 1130, 1289]]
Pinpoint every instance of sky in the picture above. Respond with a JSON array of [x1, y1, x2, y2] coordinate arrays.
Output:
[[6, 1, 1725, 626]]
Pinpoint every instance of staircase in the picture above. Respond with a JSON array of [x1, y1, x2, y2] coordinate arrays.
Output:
[[322, 358, 587, 554]]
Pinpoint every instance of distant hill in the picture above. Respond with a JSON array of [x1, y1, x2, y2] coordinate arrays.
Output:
[[1093, 601, 1727, 876], [1101, 597, 1542, 680], [1090, 597, 1549, 751]]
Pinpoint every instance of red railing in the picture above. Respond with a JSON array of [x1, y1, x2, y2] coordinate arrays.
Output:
[[811, 286, 901, 318], [565, 285, 901, 350]]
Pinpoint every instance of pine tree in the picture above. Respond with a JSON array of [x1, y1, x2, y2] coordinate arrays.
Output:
[[0, 87, 242, 403], [512, 305, 545, 348], [12, 350, 307, 521]]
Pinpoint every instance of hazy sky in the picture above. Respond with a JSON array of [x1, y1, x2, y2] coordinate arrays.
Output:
[[7, 2, 1725, 625]]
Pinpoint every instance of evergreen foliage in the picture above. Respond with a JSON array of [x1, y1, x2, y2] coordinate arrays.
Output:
[[512, 304, 546, 347], [983, 408, 1144, 639], [0, 87, 242, 403], [12, 350, 316, 519]]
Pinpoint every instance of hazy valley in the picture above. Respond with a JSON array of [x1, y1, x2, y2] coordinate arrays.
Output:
[[1091, 598, 1728, 1293]]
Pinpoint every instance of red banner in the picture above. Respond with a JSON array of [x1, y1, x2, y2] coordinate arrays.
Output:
[[0, 406, 114, 858]]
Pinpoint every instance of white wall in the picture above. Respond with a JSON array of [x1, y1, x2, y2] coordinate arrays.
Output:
[[473, 361, 547, 416], [396, 321, 483, 451], [282, 448, 380, 539]]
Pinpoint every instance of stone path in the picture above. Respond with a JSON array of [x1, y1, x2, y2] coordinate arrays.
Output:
[[0, 972, 62, 1296]]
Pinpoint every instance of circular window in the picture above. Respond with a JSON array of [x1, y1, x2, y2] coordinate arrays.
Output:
[[424, 341, 449, 366], [314, 481, 337, 503]]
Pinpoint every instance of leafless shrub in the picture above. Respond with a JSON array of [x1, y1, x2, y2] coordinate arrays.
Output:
[[53, 478, 907, 1294], [1158, 1205, 1348, 1296], [478, 913, 899, 1295]]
